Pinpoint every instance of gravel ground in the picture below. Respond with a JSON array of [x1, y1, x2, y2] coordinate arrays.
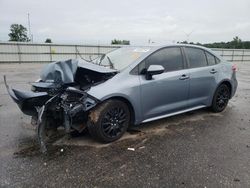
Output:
[[0, 62, 249, 188]]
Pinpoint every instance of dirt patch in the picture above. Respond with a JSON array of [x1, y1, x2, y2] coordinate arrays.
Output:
[[13, 145, 40, 157]]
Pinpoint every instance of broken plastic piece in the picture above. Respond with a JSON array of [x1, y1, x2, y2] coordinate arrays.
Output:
[[127, 147, 135, 151]]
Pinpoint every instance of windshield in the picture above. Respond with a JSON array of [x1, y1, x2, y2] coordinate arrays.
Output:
[[93, 47, 151, 70]]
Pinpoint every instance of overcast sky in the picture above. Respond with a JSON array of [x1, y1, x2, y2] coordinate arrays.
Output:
[[0, 0, 250, 45]]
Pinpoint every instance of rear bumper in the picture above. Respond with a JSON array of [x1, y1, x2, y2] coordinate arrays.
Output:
[[4, 75, 50, 116]]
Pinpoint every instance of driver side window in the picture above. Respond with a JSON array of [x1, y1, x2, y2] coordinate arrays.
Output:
[[144, 47, 184, 73], [130, 47, 184, 75]]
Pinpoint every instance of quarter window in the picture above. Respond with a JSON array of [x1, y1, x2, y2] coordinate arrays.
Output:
[[205, 52, 216, 65], [185, 47, 207, 68], [145, 47, 184, 72], [215, 57, 220, 64]]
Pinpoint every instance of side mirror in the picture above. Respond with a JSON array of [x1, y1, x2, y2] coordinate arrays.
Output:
[[145, 65, 165, 80]]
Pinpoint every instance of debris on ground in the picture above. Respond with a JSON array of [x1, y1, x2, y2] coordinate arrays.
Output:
[[127, 147, 135, 151], [234, 178, 240, 182], [139, 146, 145, 149], [127, 129, 141, 135], [238, 127, 246, 131], [119, 164, 126, 169]]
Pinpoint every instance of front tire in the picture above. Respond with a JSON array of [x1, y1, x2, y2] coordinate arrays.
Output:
[[87, 100, 130, 143], [211, 84, 230, 112]]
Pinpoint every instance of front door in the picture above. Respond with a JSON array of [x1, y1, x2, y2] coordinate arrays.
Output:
[[139, 47, 190, 121]]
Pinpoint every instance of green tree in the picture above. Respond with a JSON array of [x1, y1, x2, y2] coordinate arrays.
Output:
[[45, 38, 52, 43], [8, 24, 30, 42], [233, 36, 241, 43], [111, 39, 130, 45], [203, 36, 245, 49], [179, 36, 250, 49], [177, 41, 188, 44], [231, 36, 242, 48]]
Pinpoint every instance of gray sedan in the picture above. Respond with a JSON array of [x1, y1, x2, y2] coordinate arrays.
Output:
[[5, 44, 238, 151]]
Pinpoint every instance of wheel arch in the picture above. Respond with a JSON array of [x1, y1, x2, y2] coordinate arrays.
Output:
[[210, 79, 232, 112], [217, 79, 232, 98]]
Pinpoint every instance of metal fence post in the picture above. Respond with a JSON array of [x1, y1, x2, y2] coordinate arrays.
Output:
[[49, 45, 52, 62], [75, 45, 78, 59], [242, 49, 244, 62], [17, 43, 21, 64], [232, 50, 234, 62]]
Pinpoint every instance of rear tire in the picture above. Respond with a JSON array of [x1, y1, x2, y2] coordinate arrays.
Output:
[[211, 84, 230, 112], [87, 99, 130, 143]]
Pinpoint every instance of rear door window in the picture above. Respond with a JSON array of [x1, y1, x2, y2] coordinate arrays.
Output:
[[205, 51, 216, 65], [215, 57, 220, 64], [185, 47, 207, 68]]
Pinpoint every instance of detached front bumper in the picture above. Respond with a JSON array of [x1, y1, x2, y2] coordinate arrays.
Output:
[[4, 75, 51, 116]]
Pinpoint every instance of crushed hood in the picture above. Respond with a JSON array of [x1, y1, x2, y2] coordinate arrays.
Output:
[[40, 59, 117, 84]]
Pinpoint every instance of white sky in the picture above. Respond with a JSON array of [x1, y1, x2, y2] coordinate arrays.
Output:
[[0, 0, 250, 45]]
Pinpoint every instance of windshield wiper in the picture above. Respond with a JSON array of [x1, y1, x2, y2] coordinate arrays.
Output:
[[98, 54, 114, 69], [106, 55, 114, 69], [98, 54, 105, 65]]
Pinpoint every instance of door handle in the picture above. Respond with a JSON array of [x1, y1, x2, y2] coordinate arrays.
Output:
[[179, 74, 189, 80], [210, 69, 217, 74]]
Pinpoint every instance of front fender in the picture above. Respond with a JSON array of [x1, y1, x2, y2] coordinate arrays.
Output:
[[86, 71, 142, 124]]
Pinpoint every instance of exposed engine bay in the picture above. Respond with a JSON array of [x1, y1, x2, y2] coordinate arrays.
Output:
[[4, 59, 118, 152]]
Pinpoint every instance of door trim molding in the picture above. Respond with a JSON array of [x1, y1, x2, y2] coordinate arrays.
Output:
[[142, 105, 206, 123]]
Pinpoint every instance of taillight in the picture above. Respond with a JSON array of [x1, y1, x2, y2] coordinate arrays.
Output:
[[232, 64, 237, 72]]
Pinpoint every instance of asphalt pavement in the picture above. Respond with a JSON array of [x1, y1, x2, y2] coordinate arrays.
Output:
[[0, 62, 249, 187]]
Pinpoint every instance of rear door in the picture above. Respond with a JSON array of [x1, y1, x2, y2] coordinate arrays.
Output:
[[139, 47, 190, 121], [184, 47, 218, 107]]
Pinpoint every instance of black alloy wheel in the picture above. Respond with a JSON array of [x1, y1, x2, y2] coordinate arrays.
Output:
[[101, 106, 127, 138], [212, 84, 230, 112], [88, 100, 130, 143]]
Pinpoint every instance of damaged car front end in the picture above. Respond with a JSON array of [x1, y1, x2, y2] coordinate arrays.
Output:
[[4, 59, 117, 152]]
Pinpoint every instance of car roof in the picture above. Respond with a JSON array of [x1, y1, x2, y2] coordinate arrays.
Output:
[[152, 44, 209, 50], [123, 44, 212, 52], [146, 44, 219, 58]]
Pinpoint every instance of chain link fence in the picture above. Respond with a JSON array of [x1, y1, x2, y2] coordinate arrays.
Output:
[[0, 42, 249, 63]]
